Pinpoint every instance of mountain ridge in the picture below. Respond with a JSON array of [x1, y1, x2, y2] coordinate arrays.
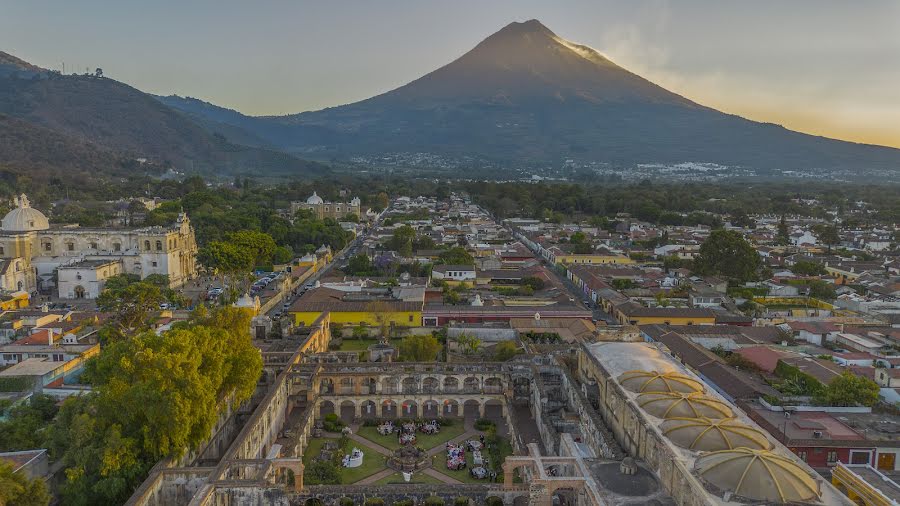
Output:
[[159, 20, 900, 176], [0, 61, 329, 179]]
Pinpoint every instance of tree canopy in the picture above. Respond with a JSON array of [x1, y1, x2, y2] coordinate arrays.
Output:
[[437, 247, 474, 266], [49, 306, 262, 505], [398, 334, 442, 362], [814, 372, 879, 407], [693, 230, 761, 283], [0, 460, 50, 506]]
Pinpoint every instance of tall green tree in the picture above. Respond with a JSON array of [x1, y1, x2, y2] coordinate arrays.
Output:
[[693, 230, 761, 283], [96, 275, 167, 334], [398, 334, 442, 362], [0, 461, 51, 506], [437, 247, 474, 266], [50, 307, 262, 505], [814, 372, 879, 407], [813, 224, 841, 252], [777, 215, 790, 246]]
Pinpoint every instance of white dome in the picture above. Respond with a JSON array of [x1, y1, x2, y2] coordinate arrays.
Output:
[[306, 191, 324, 205], [2, 194, 49, 232]]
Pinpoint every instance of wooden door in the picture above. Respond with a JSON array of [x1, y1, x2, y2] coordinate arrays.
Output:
[[878, 452, 895, 471]]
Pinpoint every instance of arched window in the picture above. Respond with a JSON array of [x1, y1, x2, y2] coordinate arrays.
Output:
[[113, 242, 121, 252], [144, 240, 151, 250], [156, 240, 162, 251], [66, 242, 74, 251]]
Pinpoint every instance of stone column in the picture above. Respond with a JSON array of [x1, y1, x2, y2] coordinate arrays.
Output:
[[503, 463, 514, 489], [294, 461, 304, 492]]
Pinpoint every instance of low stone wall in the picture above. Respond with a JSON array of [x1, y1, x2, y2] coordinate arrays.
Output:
[[298, 484, 503, 505]]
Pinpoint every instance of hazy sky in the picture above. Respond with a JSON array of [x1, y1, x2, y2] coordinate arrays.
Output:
[[3, 0, 899, 148]]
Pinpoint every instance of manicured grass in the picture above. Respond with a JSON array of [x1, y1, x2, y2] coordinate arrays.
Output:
[[356, 422, 466, 451], [372, 471, 446, 485], [428, 435, 511, 485], [301, 437, 388, 484], [428, 451, 486, 484]]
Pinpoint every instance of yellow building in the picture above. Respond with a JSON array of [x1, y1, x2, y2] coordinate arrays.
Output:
[[0, 291, 29, 310], [614, 302, 716, 326], [550, 247, 635, 266], [289, 287, 422, 328], [290, 192, 360, 220]]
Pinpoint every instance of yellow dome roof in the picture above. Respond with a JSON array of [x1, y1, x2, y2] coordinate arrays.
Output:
[[618, 370, 704, 394], [637, 392, 733, 420], [695, 448, 820, 503], [660, 417, 772, 451]]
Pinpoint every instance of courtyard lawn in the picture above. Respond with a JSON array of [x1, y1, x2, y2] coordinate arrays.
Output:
[[372, 471, 445, 485], [302, 437, 388, 485], [356, 422, 466, 452], [429, 434, 512, 485], [429, 451, 488, 484]]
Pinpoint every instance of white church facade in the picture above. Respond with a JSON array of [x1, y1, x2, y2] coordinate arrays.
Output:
[[0, 194, 198, 298]]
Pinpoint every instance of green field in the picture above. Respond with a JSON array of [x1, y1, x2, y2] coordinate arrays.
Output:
[[356, 423, 466, 451], [302, 437, 388, 484]]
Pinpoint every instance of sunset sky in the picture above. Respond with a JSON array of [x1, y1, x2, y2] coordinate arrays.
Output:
[[2, 0, 898, 148]]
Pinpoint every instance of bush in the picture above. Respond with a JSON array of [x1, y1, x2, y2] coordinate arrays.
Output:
[[323, 413, 345, 432], [364, 499, 385, 506], [454, 498, 470, 506], [392, 500, 414, 506], [474, 418, 495, 431], [424, 497, 445, 506], [485, 498, 504, 506], [339, 498, 355, 506], [305, 460, 340, 485]]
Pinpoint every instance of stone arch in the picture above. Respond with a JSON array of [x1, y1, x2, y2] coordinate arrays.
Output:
[[383, 377, 399, 395], [320, 378, 334, 394], [443, 399, 460, 417], [463, 376, 480, 393], [423, 400, 439, 418], [443, 376, 459, 393], [484, 377, 503, 394], [339, 377, 354, 394], [484, 398, 504, 419], [319, 400, 335, 417], [552, 487, 578, 506], [382, 400, 397, 418], [340, 400, 355, 422], [360, 400, 377, 418], [512, 495, 530, 506], [422, 376, 439, 393], [364, 377, 377, 394], [463, 399, 480, 418], [401, 399, 418, 418], [402, 376, 418, 394]]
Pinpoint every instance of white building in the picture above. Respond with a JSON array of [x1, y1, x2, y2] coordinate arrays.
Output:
[[0, 194, 198, 295], [57, 259, 123, 299], [431, 264, 476, 282]]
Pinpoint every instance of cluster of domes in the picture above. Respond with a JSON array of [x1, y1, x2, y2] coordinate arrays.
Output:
[[620, 369, 821, 503], [1, 194, 49, 232]]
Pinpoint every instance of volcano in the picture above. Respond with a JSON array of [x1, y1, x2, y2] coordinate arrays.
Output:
[[161, 20, 900, 175]]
